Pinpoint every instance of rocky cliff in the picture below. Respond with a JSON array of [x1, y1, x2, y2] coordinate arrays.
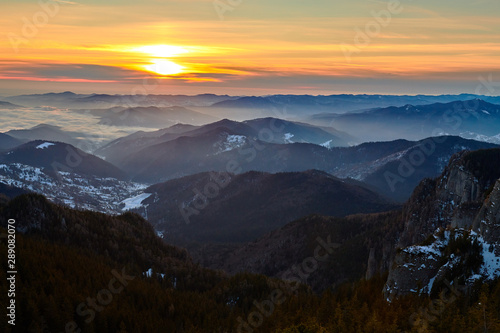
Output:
[[384, 149, 500, 300], [398, 149, 500, 248], [474, 179, 500, 252]]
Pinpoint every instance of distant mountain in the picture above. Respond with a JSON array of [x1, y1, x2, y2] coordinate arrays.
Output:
[[94, 123, 199, 163], [118, 131, 336, 183], [0, 140, 127, 180], [308, 99, 500, 142], [6, 91, 500, 115], [133, 170, 398, 245], [359, 136, 499, 201], [74, 93, 236, 108], [3, 91, 83, 107], [97, 118, 352, 168], [6, 124, 85, 148], [0, 133, 24, 151], [0, 101, 23, 109], [93, 106, 218, 128], [211, 96, 277, 109], [207, 94, 500, 120], [4, 91, 237, 108]]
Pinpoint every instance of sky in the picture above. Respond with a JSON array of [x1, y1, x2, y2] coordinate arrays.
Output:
[[1, 0, 500, 96]]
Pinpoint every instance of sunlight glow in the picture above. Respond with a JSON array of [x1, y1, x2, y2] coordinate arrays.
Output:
[[144, 59, 185, 75], [133, 45, 189, 58]]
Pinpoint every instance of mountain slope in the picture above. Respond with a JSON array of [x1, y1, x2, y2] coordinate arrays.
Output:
[[6, 123, 84, 148], [0, 193, 239, 332], [194, 211, 404, 292], [243, 117, 354, 146], [93, 123, 199, 163], [0, 140, 127, 180], [133, 170, 399, 245], [0, 133, 23, 151], [0, 101, 23, 109]]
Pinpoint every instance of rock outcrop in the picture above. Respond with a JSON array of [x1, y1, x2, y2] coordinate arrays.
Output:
[[398, 149, 500, 248], [384, 149, 500, 300], [474, 179, 500, 252]]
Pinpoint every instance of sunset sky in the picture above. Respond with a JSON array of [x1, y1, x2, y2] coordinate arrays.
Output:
[[1, 0, 499, 96]]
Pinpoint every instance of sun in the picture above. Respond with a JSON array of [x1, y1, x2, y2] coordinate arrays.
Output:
[[144, 59, 185, 76], [132, 45, 188, 75]]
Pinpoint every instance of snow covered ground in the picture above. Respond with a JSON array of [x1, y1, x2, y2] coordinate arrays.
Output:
[[0, 163, 148, 214], [121, 193, 152, 210]]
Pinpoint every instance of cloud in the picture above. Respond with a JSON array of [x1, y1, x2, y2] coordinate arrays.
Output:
[[0, 63, 145, 83]]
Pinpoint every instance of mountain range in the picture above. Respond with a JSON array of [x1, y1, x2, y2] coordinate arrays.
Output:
[[5, 91, 500, 117], [308, 99, 500, 142], [77, 105, 218, 128], [95, 117, 354, 177], [106, 121, 497, 202]]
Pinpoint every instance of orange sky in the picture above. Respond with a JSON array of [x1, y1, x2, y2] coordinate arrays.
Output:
[[1, 0, 500, 95]]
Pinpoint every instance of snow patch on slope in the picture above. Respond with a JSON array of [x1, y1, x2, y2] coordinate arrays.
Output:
[[320, 140, 333, 148], [284, 133, 294, 143], [36, 142, 55, 149], [214, 133, 246, 154], [121, 193, 152, 211]]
